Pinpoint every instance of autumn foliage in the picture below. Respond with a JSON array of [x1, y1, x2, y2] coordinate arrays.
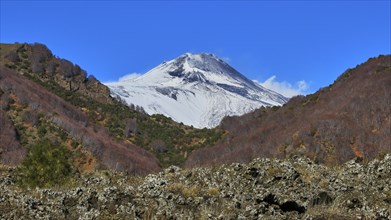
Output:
[[0, 66, 160, 175], [186, 55, 391, 168]]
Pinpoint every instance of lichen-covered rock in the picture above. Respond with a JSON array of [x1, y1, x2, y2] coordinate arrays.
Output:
[[1, 155, 390, 219]]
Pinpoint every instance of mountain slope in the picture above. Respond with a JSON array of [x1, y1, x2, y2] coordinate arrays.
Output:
[[186, 55, 391, 167], [0, 109, 26, 165], [106, 53, 287, 128], [0, 43, 224, 171], [0, 65, 161, 174]]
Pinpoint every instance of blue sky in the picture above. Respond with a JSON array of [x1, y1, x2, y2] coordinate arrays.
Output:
[[1, 1, 390, 97]]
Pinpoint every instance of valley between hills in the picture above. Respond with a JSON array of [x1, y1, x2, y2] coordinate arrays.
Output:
[[0, 43, 390, 219]]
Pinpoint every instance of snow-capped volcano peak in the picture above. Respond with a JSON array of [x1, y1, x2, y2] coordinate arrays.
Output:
[[135, 52, 227, 81], [106, 53, 288, 128], [132, 53, 264, 90]]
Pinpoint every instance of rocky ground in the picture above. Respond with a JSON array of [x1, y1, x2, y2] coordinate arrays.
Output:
[[1, 154, 390, 219]]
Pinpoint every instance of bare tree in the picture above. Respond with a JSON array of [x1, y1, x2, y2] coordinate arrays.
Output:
[[150, 139, 167, 153], [124, 118, 138, 137]]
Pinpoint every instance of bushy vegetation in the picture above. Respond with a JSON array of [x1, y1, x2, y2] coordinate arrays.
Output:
[[1, 43, 224, 168], [16, 140, 73, 188], [187, 55, 391, 168], [53, 89, 224, 167]]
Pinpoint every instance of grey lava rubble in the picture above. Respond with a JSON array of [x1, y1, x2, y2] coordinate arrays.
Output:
[[1, 154, 390, 219]]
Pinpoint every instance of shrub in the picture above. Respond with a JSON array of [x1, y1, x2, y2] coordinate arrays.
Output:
[[166, 182, 184, 193], [206, 187, 219, 197], [37, 125, 47, 136], [182, 186, 199, 198], [16, 139, 73, 188]]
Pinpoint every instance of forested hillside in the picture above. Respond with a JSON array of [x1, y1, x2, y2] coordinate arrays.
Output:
[[0, 43, 223, 179], [186, 55, 391, 168]]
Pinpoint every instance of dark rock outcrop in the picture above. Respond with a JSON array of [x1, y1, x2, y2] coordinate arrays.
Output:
[[1, 155, 390, 219]]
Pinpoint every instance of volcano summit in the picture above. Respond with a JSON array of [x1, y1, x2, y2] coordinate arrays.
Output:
[[106, 53, 287, 128]]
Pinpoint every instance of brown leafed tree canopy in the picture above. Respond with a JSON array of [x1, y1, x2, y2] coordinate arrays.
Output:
[[0, 65, 160, 175], [186, 55, 391, 168]]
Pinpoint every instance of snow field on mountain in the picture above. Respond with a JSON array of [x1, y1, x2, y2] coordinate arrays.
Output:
[[106, 53, 288, 128]]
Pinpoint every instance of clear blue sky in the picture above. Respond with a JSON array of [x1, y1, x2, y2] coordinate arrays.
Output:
[[1, 1, 390, 96]]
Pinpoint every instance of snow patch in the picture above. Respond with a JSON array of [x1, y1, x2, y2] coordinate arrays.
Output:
[[106, 53, 288, 128]]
